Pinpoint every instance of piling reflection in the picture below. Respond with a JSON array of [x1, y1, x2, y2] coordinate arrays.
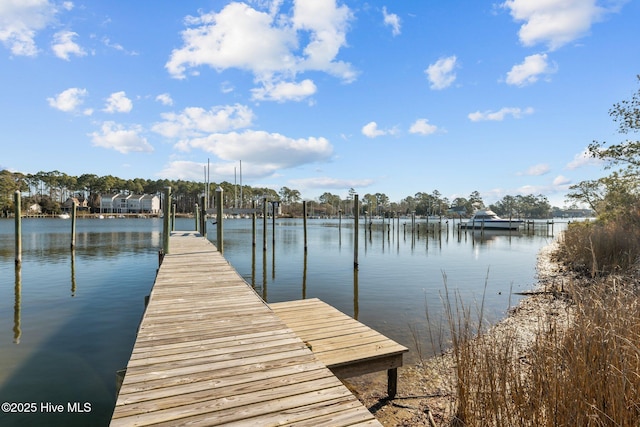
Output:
[[271, 245, 276, 280], [251, 244, 256, 289], [14, 263, 21, 344], [353, 267, 359, 321], [262, 249, 267, 301], [302, 251, 308, 299], [70, 249, 77, 297]]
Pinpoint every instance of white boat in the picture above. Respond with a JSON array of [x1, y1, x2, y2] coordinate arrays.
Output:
[[58, 213, 70, 219], [461, 209, 522, 230]]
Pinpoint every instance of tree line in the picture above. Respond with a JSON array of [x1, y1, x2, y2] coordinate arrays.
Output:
[[566, 75, 640, 225], [0, 169, 553, 218]]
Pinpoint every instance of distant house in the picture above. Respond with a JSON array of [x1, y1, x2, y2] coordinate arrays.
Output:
[[99, 193, 160, 214], [27, 203, 42, 215], [62, 197, 89, 212], [448, 206, 468, 217]]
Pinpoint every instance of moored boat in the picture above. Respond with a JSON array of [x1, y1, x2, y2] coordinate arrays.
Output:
[[461, 209, 522, 230]]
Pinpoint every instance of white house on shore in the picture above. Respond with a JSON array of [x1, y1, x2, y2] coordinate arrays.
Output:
[[99, 194, 160, 214]]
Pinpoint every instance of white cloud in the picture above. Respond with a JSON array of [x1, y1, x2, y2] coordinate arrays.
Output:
[[518, 163, 550, 176], [289, 176, 374, 189], [89, 122, 153, 154], [47, 87, 88, 112], [102, 36, 138, 56], [409, 118, 438, 136], [506, 53, 555, 86], [468, 106, 534, 122], [566, 148, 603, 169], [251, 79, 317, 102], [155, 93, 173, 106], [362, 121, 397, 138], [165, 1, 356, 101], [501, 0, 621, 50], [382, 7, 401, 36], [0, 0, 58, 56], [553, 175, 571, 186], [174, 130, 333, 171], [152, 104, 255, 139], [158, 159, 289, 181], [103, 91, 133, 113], [51, 30, 86, 60], [425, 55, 457, 90], [221, 81, 234, 94]]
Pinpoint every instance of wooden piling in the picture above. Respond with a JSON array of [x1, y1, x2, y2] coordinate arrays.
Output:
[[171, 203, 176, 231], [303, 200, 308, 252], [271, 201, 276, 247], [252, 200, 256, 247], [200, 196, 207, 237], [194, 203, 199, 232], [354, 194, 359, 269], [162, 187, 171, 256], [70, 201, 77, 249], [216, 186, 223, 254], [263, 197, 267, 251], [14, 191, 21, 265]]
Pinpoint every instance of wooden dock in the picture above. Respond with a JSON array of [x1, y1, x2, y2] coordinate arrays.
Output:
[[111, 231, 382, 426], [270, 299, 408, 398]]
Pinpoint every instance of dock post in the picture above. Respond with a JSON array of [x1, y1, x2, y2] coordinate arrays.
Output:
[[200, 196, 207, 238], [70, 201, 77, 249], [271, 201, 277, 248], [252, 200, 256, 247], [303, 201, 308, 252], [216, 186, 224, 253], [14, 191, 21, 265], [194, 203, 199, 232], [263, 197, 267, 251], [162, 187, 171, 256], [388, 368, 398, 399], [170, 203, 176, 231], [354, 194, 359, 269]]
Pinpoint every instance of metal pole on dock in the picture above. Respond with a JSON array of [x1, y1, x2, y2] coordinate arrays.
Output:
[[162, 187, 171, 256], [14, 191, 21, 265], [354, 194, 359, 269], [303, 200, 308, 252], [70, 201, 77, 249], [216, 186, 224, 254]]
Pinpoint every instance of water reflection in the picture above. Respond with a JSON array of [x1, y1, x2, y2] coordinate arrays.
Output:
[[71, 250, 76, 297], [353, 267, 359, 321], [302, 251, 308, 300], [14, 264, 21, 344]]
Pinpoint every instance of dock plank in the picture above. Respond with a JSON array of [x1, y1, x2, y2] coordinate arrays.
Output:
[[270, 298, 409, 397], [111, 231, 382, 426]]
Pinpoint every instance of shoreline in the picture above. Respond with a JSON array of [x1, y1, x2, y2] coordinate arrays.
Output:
[[345, 239, 572, 426]]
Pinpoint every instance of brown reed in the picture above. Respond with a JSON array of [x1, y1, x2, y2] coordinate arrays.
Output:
[[440, 219, 640, 426]]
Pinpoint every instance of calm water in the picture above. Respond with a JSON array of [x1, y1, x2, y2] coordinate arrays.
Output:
[[0, 216, 564, 426]]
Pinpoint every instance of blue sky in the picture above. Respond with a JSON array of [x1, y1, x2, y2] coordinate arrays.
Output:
[[1, 0, 638, 207]]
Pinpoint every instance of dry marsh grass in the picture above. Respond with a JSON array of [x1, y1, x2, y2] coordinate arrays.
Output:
[[442, 220, 640, 426]]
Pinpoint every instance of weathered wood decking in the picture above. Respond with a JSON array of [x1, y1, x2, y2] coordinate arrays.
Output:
[[111, 231, 382, 426], [270, 299, 408, 398]]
